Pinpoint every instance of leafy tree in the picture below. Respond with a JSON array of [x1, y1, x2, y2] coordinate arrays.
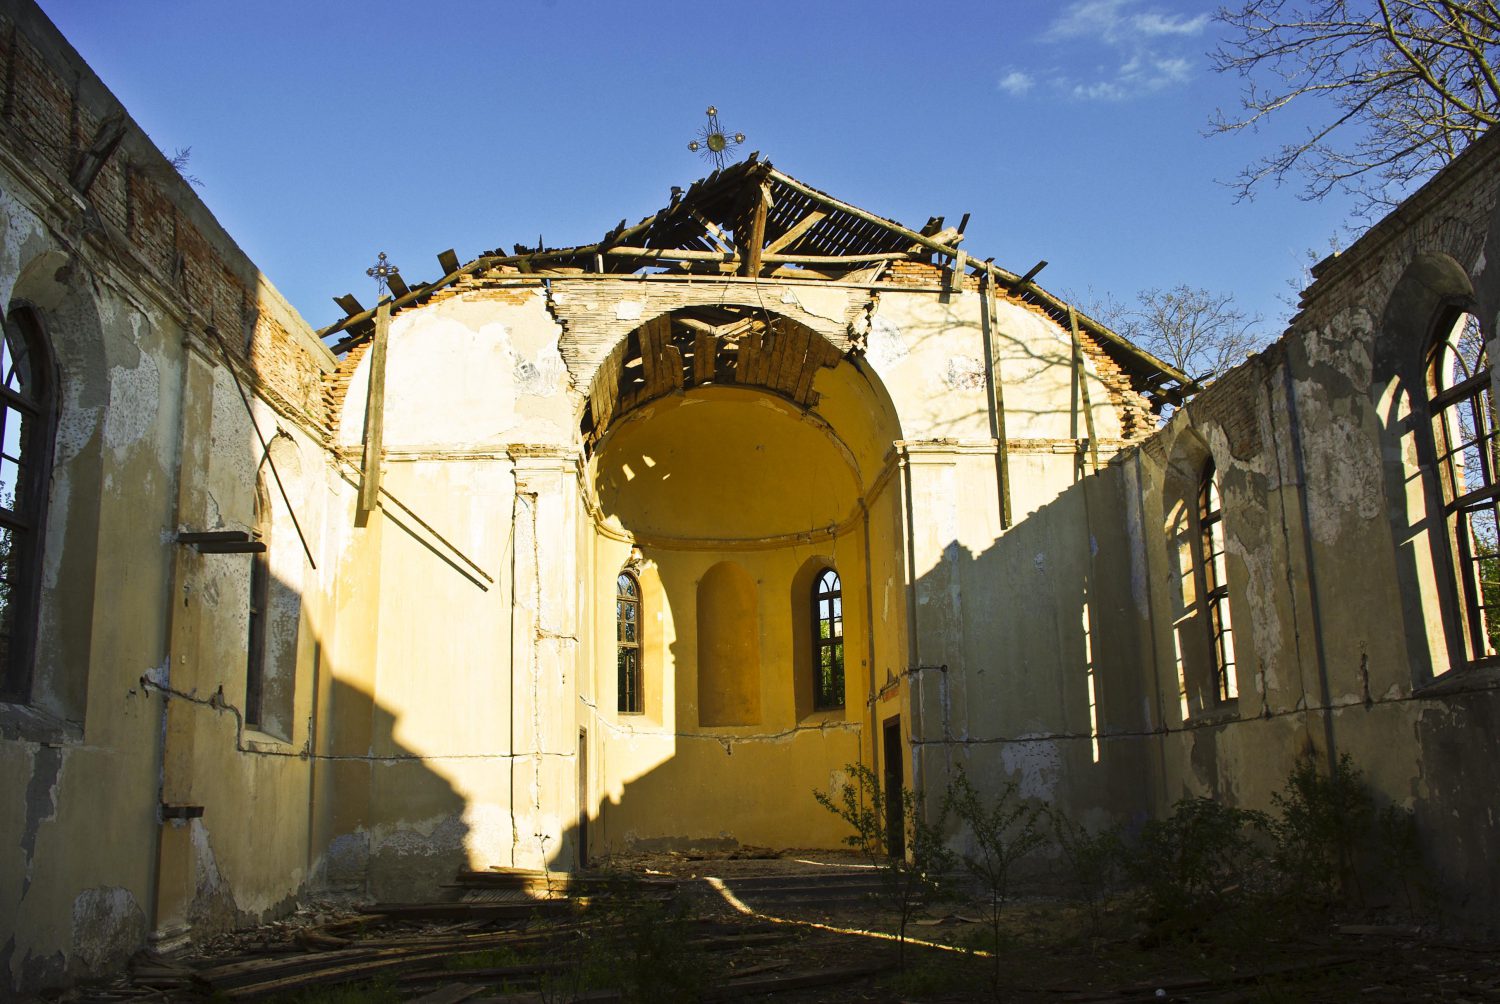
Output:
[[1211, 0, 1500, 212]]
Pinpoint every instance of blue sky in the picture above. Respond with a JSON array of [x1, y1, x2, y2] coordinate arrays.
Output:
[[38, 0, 1366, 341]]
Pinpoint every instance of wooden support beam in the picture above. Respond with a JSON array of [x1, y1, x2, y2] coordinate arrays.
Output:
[[762, 210, 827, 255], [980, 274, 1012, 528], [1069, 306, 1100, 476], [358, 300, 392, 516], [741, 181, 770, 277], [335, 293, 365, 316], [386, 274, 410, 299], [688, 209, 734, 253], [438, 249, 461, 275], [70, 113, 127, 195]]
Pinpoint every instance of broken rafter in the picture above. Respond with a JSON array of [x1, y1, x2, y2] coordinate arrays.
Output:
[[762, 209, 827, 256]]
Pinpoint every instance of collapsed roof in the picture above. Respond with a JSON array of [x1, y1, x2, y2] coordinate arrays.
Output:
[[319, 156, 1193, 403]]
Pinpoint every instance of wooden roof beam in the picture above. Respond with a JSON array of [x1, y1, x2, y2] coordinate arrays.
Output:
[[763, 210, 827, 256]]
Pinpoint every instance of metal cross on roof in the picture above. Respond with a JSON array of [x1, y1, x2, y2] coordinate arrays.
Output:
[[366, 251, 400, 297], [688, 106, 745, 171]]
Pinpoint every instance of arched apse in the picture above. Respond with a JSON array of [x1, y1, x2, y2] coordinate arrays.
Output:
[[581, 306, 906, 853]]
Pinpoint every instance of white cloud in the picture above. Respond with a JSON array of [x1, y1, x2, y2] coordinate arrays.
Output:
[[1133, 11, 1209, 37], [998, 70, 1035, 96], [1035, 0, 1207, 100]]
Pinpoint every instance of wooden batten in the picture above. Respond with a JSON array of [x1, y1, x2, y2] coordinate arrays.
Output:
[[358, 300, 392, 516]]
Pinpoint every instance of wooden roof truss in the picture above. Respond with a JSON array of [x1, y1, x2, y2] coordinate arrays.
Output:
[[319, 156, 1194, 403]]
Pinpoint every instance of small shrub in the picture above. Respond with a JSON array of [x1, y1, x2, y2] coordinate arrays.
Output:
[[1051, 810, 1123, 940], [814, 761, 954, 968], [1269, 754, 1373, 904], [945, 766, 1045, 987], [1376, 803, 1424, 914], [590, 874, 705, 1002], [1126, 796, 1270, 942]]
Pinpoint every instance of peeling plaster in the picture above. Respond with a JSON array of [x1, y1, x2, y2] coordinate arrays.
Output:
[[1000, 738, 1062, 800], [865, 314, 907, 370], [513, 341, 567, 398], [70, 887, 145, 975], [942, 356, 985, 391], [613, 300, 644, 321], [1293, 385, 1384, 544], [103, 352, 160, 456], [21, 745, 61, 893]]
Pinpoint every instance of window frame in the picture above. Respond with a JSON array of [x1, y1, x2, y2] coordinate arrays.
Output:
[[1426, 309, 1499, 668], [0, 304, 57, 705], [812, 567, 844, 711], [616, 570, 643, 715], [1196, 461, 1238, 705]]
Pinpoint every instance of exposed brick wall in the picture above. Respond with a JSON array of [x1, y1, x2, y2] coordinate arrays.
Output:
[[1294, 130, 1500, 335], [0, 6, 329, 430], [883, 258, 982, 291], [323, 340, 371, 440]]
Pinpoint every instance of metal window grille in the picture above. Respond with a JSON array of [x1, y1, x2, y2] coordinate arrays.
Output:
[[0, 307, 53, 703], [813, 568, 844, 710], [1430, 312, 1500, 662], [1198, 463, 1237, 703], [617, 572, 642, 714]]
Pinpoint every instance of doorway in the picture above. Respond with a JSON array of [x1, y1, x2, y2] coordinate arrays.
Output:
[[577, 728, 589, 869], [882, 716, 904, 859]]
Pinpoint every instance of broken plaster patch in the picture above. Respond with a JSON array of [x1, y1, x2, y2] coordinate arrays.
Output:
[[865, 314, 908, 370], [1302, 309, 1374, 388], [1293, 385, 1383, 545], [614, 300, 645, 321], [103, 353, 161, 454], [21, 745, 61, 884], [943, 356, 985, 391], [1001, 738, 1062, 800], [514, 339, 567, 397], [71, 887, 145, 975]]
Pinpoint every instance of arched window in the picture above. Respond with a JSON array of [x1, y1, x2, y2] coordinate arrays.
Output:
[[617, 571, 642, 714], [245, 477, 271, 728], [1428, 310, 1498, 664], [813, 568, 844, 710], [0, 305, 55, 703], [1198, 462, 1237, 703]]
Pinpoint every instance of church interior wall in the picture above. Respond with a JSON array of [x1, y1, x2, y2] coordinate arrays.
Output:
[[8, 0, 1500, 991]]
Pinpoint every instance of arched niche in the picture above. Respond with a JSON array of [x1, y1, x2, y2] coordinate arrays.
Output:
[[5, 250, 108, 727], [697, 560, 760, 726]]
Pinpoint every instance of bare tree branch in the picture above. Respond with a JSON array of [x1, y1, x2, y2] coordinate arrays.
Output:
[[1092, 286, 1267, 384], [1212, 0, 1499, 213]]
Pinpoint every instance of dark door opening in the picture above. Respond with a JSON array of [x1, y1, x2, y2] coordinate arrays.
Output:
[[883, 716, 905, 859], [577, 728, 589, 869]]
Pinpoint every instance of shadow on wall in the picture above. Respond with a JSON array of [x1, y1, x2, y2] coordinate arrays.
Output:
[[310, 676, 472, 905], [898, 468, 1163, 835]]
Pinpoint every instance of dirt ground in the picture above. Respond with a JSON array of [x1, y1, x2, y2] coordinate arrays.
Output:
[[38, 851, 1500, 1003]]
